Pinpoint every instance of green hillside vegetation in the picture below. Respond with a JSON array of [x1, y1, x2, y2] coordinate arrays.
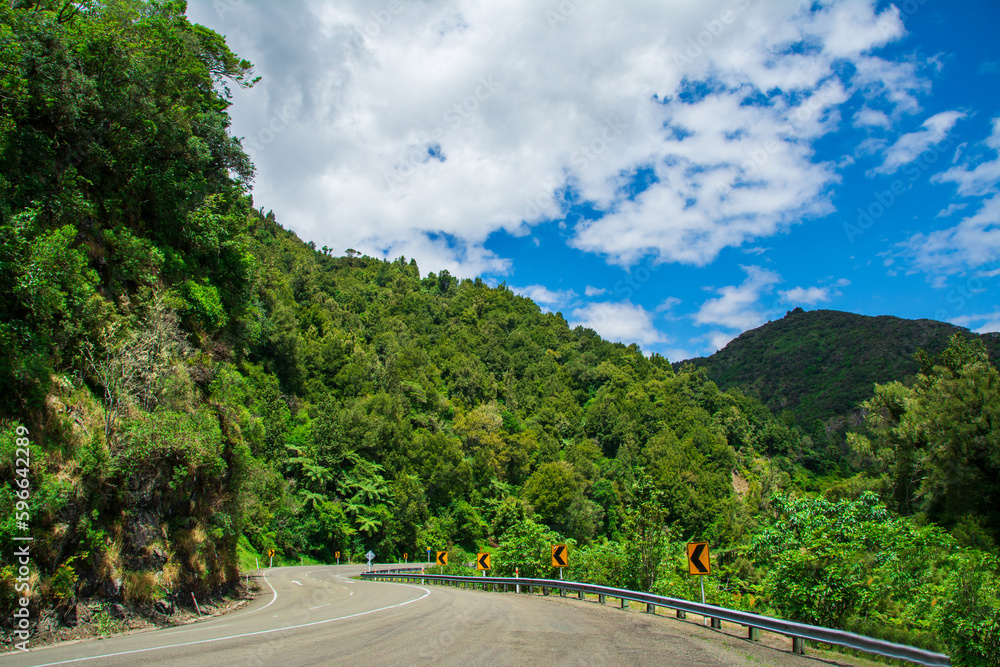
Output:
[[684, 308, 1000, 426], [1, 3, 998, 664]]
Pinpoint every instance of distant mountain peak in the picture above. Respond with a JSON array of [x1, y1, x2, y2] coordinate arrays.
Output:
[[681, 309, 999, 423]]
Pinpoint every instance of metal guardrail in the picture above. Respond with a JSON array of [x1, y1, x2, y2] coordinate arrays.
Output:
[[368, 566, 427, 574], [360, 571, 950, 667]]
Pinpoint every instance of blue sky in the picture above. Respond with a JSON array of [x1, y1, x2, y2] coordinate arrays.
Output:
[[188, 0, 1000, 360]]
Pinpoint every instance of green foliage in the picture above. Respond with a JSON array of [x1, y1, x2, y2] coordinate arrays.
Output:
[[618, 479, 670, 592], [3, 5, 996, 661], [494, 517, 564, 578], [851, 334, 1000, 543], [686, 308, 999, 428], [937, 553, 1000, 666], [748, 491, 1000, 661]]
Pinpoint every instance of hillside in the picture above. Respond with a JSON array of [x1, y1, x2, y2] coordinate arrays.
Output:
[[0, 0, 805, 610], [682, 308, 1000, 425], [1, 5, 998, 663]]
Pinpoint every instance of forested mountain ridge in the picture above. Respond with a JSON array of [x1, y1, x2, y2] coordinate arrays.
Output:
[[682, 308, 1000, 425], [0, 0, 806, 612], [1, 3, 998, 664]]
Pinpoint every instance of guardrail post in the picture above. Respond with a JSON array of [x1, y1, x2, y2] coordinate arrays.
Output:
[[598, 594, 605, 604], [621, 598, 629, 610], [646, 603, 655, 614], [578, 591, 585, 600], [793, 637, 805, 654], [559, 588, 566, 598], [676, 609, 686, 619], [749, 626, 760, 641], [542, 586, 549, 596], [711, 618, 722, 629]]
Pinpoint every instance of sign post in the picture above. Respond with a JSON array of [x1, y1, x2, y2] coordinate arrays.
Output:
[[551, 544, 568, 579], [426, 548, 431, 564], [267, 548, 275, 568], [335, 550, 340, 565], [365, 550, 375, 572], [687, 541, 711, 622], [403, 553, 408, 564], [435, 550, 448, 574]]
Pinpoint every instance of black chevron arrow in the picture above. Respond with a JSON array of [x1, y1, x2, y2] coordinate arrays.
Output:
[[478, 553, 490, 569], [690, 543, 708, 573], [553, 545, 567, 566]]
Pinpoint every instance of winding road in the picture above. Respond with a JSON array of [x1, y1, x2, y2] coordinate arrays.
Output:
[[2, 565, 866, 666]]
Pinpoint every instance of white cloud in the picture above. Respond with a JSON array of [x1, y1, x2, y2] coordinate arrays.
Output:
[[694, 330, 739, 354], [871, 110, 965, 175], [511, 284, 576, 308], [900, 195, 1000, 275], [568, 301, 668, 348], [950, 311, 1000, 334], [937, 202, 969, 218], [186, 0, 926, 275], [933, 117, 1000, 197], [655, 296, 682, 313], [854, 107, 890, 128], [584, 285, 606, 297], [665, 348, 696, 363], [693, 265, 781, 331], [900, 120, 1000, 275], [779, 286, 832, 305]]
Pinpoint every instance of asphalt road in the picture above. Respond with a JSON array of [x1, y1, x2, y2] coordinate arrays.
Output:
[[1, 565, 867, 666]]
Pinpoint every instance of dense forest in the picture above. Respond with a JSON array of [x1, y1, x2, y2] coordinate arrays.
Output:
[[1, 2, 998, 664], [685, 308, 1000, 426]]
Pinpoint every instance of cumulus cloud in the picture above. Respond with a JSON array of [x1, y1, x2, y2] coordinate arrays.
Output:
[[950, 311, 1000, 334], [187, 0, 925, 276], [854, 107, 890, 128], [779, 277, 847, 305], [900, 120, 1000, 275], [693, 265, 782, 331], [933, 117, 1000, 197], [900, 195, 1000, 275], [584, 285, 607, 297], [569, 301, 668, 348], [779, 286, 833, 305], [511, 284, 576, 309], [871, 110, 965, 175]]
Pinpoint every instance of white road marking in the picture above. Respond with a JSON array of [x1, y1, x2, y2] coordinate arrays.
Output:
[[27, 587, 432, 667], [291, 580, 303, 586], [233, 569, 278, 617], [309, 603, 331, 610], [162, 623, 230, 635]]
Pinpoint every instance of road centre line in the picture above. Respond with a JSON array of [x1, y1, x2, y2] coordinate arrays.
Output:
[[28, 585, 432, 667]]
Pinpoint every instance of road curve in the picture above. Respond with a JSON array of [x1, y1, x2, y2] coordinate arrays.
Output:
[[2, 565, 861, 666]]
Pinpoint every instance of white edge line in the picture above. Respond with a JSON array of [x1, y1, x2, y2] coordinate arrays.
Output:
[[233, 570, 278, 617], [29, 585, 432, 667]]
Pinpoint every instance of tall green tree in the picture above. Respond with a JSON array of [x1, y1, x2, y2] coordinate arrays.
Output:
[[850, 335, 1000, 543]]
